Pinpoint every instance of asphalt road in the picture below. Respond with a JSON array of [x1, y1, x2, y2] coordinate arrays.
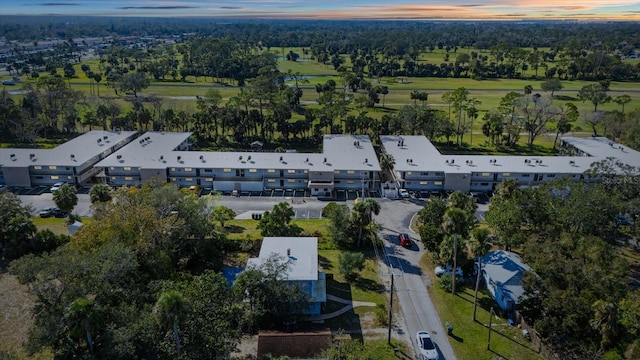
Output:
[[375, 197, 458, 360]]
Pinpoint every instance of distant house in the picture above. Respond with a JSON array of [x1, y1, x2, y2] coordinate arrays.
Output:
[[480, 250, 532, 312], [247, 237, 327, 315]]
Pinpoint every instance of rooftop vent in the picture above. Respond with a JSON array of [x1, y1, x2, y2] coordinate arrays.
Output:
[[305, 158, 309, 163], [536, 159, 542, 164], [29, 153, 35, 159], [70, 154, 75, 159], [247, 155, 251, 161], [160, 155, 164, 161], [103, 136, 108, 140], [97, 138, 101, 143], [323, 157, 327, 164], [280, 156, 284, 162], [199, 155, 204, 161], [117, 155, 122, 159], [10, 153, 15, 158], [524, 159, 530, 164], [177, 156, 182, 161], [569, 160, 575, 165], [364, 158, 368, 163], [239, 155, 243, 161], [287, 248, 291, 256]]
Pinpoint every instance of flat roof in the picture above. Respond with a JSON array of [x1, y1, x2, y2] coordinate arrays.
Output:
[[380, 135, 639, 175], [247, 237, 318, 281], [0, 131, 137, 168], [96, 132, 381, 172]]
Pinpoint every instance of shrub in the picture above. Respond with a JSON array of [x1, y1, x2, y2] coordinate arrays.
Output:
[[439, 273, 454, 292]]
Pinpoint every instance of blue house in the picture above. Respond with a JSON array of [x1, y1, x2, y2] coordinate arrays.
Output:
[[247, 237, 327, 315], [480, 251, 532, 312]]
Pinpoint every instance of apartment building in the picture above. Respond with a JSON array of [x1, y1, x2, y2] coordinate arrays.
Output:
[[0, 131, 137, 187], [94, 132, 381, 196], [380, 135, 640, 193]]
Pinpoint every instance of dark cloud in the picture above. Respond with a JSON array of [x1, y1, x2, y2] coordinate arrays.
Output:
[[460, 4, 483, 7], [501, 13, 525, 17], [38, 2, 79, 5], [117, 6, 199, 10], [220, 6, 242, 9]]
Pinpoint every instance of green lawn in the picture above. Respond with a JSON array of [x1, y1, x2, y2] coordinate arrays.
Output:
[[421, 254, 542, 360], [32, 216, 93, 236]]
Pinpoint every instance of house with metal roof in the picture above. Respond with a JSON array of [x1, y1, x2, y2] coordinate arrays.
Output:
[[0, 131, 137, 188], [380, 135, 640, 194], [480, 250, 532, 312], [247, 237, 326, 315], [94, 132, 381, 197]]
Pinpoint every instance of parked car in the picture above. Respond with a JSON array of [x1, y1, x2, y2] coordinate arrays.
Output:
[[399, 233, 412, 248], [399, 188, 410, 198], [50, 182, 65, 192], [52, 208, 68, 218], [188, 185, 201, 195], [39, 207, 57, 218], [416, 331, 439, 360], [434, 265, 463, 278]]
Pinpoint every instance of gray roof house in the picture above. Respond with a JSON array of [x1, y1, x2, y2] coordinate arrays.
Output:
[[480, 250, 532, 312]]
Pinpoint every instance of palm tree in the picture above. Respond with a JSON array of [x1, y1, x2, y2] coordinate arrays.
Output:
[[441, 208, 469, 293], [378, 153, 395, 182], [352, 199, 381, 248], [469, 227, 492, 320], [53, 184, 78, 214], [66, 297, 96, 357], [89, 184, 112, 204], [590, 300, 619, 347], [154, 290, 187, 357]]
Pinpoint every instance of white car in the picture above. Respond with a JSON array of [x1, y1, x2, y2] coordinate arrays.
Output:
[[434, 265, 463, 278], [399, 188, 410, 198], [416, 331, 439, 360], [50, 182, 65, 192]]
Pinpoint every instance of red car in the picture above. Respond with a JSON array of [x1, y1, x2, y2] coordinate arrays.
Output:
[[399, 233, 411, 248]]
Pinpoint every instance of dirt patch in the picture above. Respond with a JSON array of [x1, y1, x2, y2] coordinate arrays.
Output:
[[0, 273, 34, 354]]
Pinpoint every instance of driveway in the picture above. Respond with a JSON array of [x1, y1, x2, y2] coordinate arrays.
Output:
[[374, 197, 457, 360], [19, 193, 93, 217]]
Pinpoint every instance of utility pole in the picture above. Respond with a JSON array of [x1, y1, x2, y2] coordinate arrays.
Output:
[[387, 266, 395, 345]]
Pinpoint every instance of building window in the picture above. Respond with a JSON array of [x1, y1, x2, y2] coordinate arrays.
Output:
[[407, 171, 412, 176], [34, 165, 42, 170], [171, 168, 176, 171], [125, 176, 133, 181], [347, 170, 355, 174], [347, 180, 354, 184], [548, 174, 556, 178], [434, 181, 443, 185], [482, 172, 490, 177], [421, 172, 429, 176], [267, 169, 276, 173], [419, 181, 428, 185], [267, 179, 276, 183], [205, 177, 213, 182], [223, 168, 231, 173], [110, 167, 115, 171], [287, 179, 296, 183], [184, 168, 192, 172], [185, 178, 192, 181], [124, 167, 131, 171], [51, 175, 59, 180], [334, 170, 340, 174], [436, 172, 444, 176], [249, 169, 257, 173], [111, 177, 116, 181], [481, 182, 489, 186], [35, 176, 43, 179], [288, 170, 296, 174], [204, 169, 212, 173], [503, 173, 511, 177], [49, 166, 57, 170], [303, 169, 308, 174], [522, 173, 530, 177], [172, 178, 177, 181]]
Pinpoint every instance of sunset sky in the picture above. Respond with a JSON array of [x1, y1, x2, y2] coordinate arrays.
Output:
[[1, 0, 639, 21]]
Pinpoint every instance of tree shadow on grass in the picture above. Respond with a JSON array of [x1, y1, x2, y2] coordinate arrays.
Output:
[[448, 333, 464, 342], [489, 348, 511, 360], [353, 277, 385, 293], [225, 225, 245, 233]]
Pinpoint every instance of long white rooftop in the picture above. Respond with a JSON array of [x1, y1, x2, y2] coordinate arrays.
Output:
[[96, 132, 381, 172], [380, 135, 640, 175], [0, 131, 137, 168]]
